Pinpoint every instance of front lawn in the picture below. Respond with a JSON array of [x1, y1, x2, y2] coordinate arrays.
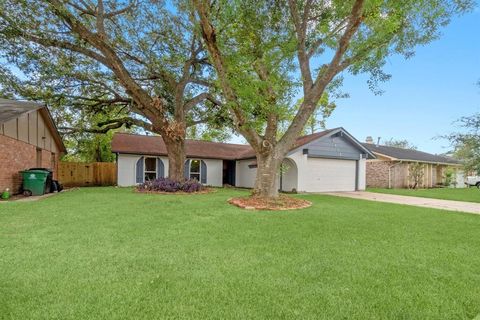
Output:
[[1, 187, 479, 319], [368, 187, 480, 203]]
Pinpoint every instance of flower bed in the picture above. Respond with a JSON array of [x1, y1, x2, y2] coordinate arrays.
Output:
[[136, 177, 205, 193], [228, 195, 312, 211]]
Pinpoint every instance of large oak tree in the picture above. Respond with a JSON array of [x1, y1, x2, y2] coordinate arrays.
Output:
[[194, 0, 472, 197], [0, 0, 220, 180]]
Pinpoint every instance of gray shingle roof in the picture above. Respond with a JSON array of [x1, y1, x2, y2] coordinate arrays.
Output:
[[112, 129, 341, 160], [0, 99, 43, 124], [361, 143, 461, 165]]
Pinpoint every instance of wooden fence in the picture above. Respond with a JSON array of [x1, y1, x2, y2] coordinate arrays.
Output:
[[58, 162, 117, 187]]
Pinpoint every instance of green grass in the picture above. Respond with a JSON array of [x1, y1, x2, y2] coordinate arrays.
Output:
[[368, 187, 480, 203], [1, 187, 480, 319]]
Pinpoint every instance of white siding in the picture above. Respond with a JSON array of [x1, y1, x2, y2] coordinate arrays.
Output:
[[303, 158, 356, 192], [357, 158, 366, 191], [202, 159, 223, 187], [117, 154, 222, 187], [117, 154, 141, 186], [235, 159, 257, 188]]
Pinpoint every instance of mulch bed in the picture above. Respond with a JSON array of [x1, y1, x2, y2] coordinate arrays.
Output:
[[134, 188, 216, 195], [228, 195, 312, 211]]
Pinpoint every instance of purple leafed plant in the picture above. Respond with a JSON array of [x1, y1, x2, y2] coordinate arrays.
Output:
[[137, 177, 204, 193]]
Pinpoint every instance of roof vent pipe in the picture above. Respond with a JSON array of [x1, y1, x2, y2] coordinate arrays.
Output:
[[376, 137, 381, 147]]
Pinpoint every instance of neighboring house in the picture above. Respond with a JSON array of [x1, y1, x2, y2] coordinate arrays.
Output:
[[111, 127, 375, 192], [362, 141, 463, 189], [0, 99, 67, 193]]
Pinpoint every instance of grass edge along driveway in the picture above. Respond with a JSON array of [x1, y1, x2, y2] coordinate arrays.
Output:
[[367, 187, 480, 203], [1, 187, 480, 319]]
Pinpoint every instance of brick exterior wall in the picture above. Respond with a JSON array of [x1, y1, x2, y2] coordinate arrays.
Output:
[[366, 160, 391, 188], [0, 134, 58, 194]]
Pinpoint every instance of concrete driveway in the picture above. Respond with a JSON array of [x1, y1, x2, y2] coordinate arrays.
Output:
[[325, 191, 480, 215]]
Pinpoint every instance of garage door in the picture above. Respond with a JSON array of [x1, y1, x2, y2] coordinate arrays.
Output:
[[304, 158, 356, 192]]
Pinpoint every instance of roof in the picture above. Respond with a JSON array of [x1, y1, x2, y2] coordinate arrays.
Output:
[[0, 99, 67, 153], [0, 99, 43, 123], [111, 129, 347, 160], [362, 143, 461, 165], [112, 133, 254, 160]]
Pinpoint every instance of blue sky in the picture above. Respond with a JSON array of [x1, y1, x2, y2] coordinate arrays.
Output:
[[231, 6, 480, 154], [323, 8, 480, 154]]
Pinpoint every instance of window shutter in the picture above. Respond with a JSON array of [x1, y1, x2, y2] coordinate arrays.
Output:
[[184, 159, 190, 179], [201, 160, 207, 184], [136, 157, 144, 184], [157, 158, 164, 178]]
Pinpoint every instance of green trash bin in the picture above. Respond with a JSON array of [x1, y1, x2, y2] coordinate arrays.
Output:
[[20, 170, 49, 196]]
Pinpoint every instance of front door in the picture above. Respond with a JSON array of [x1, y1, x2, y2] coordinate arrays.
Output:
[[222, 160, 236, 186]]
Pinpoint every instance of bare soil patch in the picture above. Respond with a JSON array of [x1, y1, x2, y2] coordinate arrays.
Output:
[[228, 195, 311, 211]]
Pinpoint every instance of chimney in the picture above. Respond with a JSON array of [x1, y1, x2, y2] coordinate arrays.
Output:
[[365, 136, 374, 144], [376, 137, 381, 146]]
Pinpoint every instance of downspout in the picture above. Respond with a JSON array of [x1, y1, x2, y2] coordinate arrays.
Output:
[[115, 153, 119, 186]]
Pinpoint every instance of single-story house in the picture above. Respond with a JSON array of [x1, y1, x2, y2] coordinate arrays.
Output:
[[362, 140, 463, 188], [0, 99, 67, 193], [111, 127, 375, 192]]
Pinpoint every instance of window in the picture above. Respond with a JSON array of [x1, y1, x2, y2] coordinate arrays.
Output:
[[144, 157, 157, 181], [190, 159, 201, 181]]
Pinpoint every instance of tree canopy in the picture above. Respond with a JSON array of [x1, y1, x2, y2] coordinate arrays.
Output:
[[445, 113, 480, 174], [383, 138, 417, 150], [0, 0, 223, 179], [194, 0, 473, 197]]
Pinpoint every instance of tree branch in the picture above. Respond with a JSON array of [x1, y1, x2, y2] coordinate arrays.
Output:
[[193, 0, 262, 148], [60, 116, 152, 134]]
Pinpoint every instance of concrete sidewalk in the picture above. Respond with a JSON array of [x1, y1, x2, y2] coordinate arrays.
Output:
[[325, 191, 480, 215]]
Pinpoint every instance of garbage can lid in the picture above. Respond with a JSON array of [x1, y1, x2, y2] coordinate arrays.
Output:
[[29, 168, 52, 172], [21, 169, 50, 174]]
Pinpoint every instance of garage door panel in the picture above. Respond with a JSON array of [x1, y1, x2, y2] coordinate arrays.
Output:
[[305, 158, 356, 192]]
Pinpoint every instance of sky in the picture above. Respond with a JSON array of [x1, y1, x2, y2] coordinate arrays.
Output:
[[229, 6, 480, 154], [326, 7, 480, 154]]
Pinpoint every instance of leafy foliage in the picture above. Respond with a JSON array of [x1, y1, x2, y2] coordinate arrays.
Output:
[[137, 177, 204, 193], [408, 162, 425, 189], [444, 113, 480, 174], [0, 0, 226, 179], [442, 167, 457, 187], [194, 0, 473, 197], [383, 138, 417, 150]]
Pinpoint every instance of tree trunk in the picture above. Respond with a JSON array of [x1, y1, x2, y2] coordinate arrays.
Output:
[[252, 152, 282, 198], [163, 137, 186, 181]]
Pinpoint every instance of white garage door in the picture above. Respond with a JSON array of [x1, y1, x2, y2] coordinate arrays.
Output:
[[304, 158, 356, 192]]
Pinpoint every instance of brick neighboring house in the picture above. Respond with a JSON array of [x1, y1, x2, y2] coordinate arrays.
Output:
[[0, 99, 66, 194], [362, 140, 463, 189]]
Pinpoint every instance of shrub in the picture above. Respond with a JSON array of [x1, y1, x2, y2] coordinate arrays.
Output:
[[137, 177, 204, 193]]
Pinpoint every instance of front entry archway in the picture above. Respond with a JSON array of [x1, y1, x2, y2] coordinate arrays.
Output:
[[280, 158, 298, 192]]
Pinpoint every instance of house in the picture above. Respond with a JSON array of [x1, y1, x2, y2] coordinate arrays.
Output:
[[111, 127, 375, 192], [0, 99, 67, 193], [362, 140, 463, 188]]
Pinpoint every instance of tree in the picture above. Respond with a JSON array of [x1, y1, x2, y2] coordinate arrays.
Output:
[[59, 108, 131, 162], [0, 0, 221, 181], [445, 113, 480, 174], [193, 0, 472, 198], [281, 93, 339, 136], [408, 162, 424, 189], [383, 138, 417, 150]]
